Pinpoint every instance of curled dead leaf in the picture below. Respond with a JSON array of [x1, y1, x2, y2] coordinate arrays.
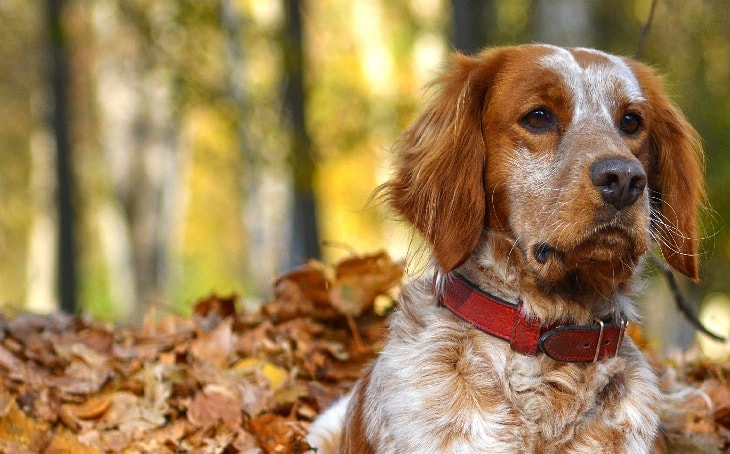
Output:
[[194, 294, 238, 319], [270, 262, 336, 321], [65, 394, 112, 420], [329, 251, 403, 318]]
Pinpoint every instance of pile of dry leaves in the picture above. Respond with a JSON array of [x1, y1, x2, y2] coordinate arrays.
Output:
[[0, 251, 728, 453]]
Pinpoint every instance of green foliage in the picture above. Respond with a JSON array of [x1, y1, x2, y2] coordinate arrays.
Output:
[[1, 0, 730, 323]]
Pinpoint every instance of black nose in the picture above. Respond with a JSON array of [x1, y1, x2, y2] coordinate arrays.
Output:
[[590, 158, 647, 211]]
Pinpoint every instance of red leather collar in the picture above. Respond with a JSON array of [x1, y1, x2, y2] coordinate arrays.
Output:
[[438, 273, 628, 363]]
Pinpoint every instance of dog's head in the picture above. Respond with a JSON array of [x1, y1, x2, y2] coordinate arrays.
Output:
[[383, 44, 703, 285]]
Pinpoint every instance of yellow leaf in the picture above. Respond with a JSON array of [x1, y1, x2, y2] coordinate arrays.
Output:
[[0, 398, 49, 450], [233, 358, 288, 390]]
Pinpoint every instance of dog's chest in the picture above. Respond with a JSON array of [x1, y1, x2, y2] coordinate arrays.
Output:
[[368, 299, 658, 453]]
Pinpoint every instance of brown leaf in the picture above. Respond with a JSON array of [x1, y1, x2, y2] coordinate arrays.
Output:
[[93, 364, 171, 435], [65, 394, 113, 420], [329, 251, 403, 317], [0, 344, 23, 371], [77, 327, 114, 356], [98, 429, 134, 451], [248, 413, 311, 454], [185, 360, 271, 419], [57, 404, 81, 433], [0, 391, 13, 418], [31, 388, 61, 424], [270, 263, 335, 321], [94, 392, 141, 430], [231, 428, 259, 451], [187, 384, 242, 430], [5, 312, 75, 345], [194, 293, 238, 319], [179, 423, 236, 452], [45, 429, 103, 454], [190, 317, 234, 368], [133, 418, 189, 450], [50, 359, 112, 396]]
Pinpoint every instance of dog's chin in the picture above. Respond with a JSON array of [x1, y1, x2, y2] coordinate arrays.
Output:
[[529, 229, 646, 284]]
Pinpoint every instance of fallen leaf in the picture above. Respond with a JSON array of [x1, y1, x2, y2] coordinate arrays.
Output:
[[50, 359, 112, 396], [190, 317, 234, 368], [270, 263, 334, 321], [0, 344, 23, 371], [329, 251, 403, 317], [0, 398, 50, 451], [233, 358, 289, 390], [187, 384, 242, 430], [0, 391, 13, 418], [194, 294, 238, 319], [248, 413, 310, 454], [45, 428, 102, 454], [65, 394, 113, 420]]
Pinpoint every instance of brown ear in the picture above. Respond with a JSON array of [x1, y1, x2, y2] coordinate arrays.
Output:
[[380, 50, 502, 272], [628, 60, 704, 280]]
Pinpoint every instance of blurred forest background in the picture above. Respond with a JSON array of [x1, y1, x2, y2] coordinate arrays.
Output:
[[1, 0, 729, 352]]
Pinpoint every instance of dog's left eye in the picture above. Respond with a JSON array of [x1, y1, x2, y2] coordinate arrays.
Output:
[[619, 113, 642, 135], [520, 108, 557, 133]]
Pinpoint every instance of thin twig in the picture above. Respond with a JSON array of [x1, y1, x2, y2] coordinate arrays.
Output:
[[636, 0, 659, 59], [651, 254, 727, 342]]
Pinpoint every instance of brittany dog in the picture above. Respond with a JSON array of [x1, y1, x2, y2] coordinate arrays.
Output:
[[307, 44, 704, 453]]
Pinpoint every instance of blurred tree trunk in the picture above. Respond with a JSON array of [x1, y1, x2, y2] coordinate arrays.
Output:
[[451, 0, 494, 54], [529, 0, 594, 47], [283, 0, 320, 267], [118, 66, 179, 324], [46, 0, 77, 313], [25, 134, 57, 314], [221, 0, 271, 292], [91, 2, 181, 322]]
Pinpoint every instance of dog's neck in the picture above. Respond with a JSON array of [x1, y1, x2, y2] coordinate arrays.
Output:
[[454, 231, 641, 326]]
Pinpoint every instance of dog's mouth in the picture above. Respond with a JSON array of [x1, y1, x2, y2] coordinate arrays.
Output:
[[530, 228, 646, 282]]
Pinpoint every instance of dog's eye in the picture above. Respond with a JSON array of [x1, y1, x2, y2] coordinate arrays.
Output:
[[619, 113, 642, 135], [520, 108, 557, 132]]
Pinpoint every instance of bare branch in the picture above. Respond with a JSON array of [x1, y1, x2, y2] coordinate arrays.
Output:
[[652, 254, 727, 342], [636, 0, 659, 59]]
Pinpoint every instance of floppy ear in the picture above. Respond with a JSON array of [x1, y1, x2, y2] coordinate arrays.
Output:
[[380, 50, 502, 272], [628, 60, 704, 281]]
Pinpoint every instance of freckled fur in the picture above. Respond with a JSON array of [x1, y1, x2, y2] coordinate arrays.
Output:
[[307, 44, 703, 453]]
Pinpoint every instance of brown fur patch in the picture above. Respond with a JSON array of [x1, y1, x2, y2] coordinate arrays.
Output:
[[338, 369, 376, 454]]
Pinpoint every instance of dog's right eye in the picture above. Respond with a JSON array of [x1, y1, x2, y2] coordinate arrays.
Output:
[[520, 108, 557, 133]]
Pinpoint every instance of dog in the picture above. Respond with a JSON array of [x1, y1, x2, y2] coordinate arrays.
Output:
[[307, 44, 704, 453]]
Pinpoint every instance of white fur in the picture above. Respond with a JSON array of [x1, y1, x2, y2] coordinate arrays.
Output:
[[306, 394, 351, 454], [539, 47, 645, 123]]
